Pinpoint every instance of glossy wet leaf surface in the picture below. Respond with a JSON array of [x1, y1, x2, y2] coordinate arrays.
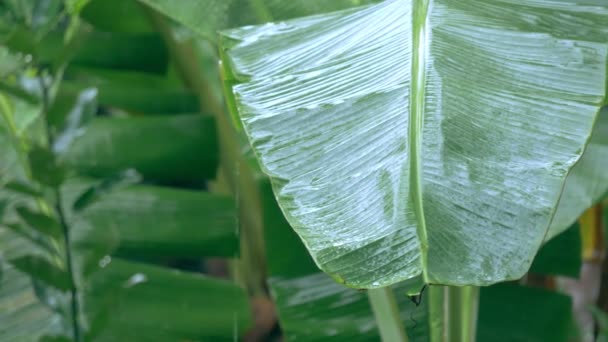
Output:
[[549, 107, 608, 240], [261, 180, 428, 341], [222, 0, 608, 287]]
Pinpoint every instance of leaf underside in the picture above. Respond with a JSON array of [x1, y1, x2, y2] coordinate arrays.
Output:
[[548, 107, 608, 240], [222, 0, 608, 288]]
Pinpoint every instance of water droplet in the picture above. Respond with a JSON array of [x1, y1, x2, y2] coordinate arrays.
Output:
[[124, 273, 147, 288], [98, 255, 111, 268]]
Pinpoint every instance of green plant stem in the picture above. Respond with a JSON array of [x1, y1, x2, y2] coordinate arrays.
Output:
[[368, 287, 409, 342], [55, 190, 82, 342], [143, 7, 267, 297], [428, 285, 446, 342], [39, 74, 82, 342], [429, 285, 479, 342]]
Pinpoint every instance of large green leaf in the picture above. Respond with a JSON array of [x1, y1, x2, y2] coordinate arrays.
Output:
[[221, 0, 608, 287], [548, 107, 608, 240]]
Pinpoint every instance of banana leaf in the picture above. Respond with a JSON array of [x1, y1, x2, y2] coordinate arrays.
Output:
[[220, 0, 608, 287], [262, 179, 429, 341], [548, 108, 608, 240]]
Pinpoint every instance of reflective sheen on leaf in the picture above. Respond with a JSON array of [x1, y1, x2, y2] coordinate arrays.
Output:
[[222, 0, 608, 287], [549, 108, 608, 240]]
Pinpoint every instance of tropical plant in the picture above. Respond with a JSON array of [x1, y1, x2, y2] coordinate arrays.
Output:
[[0, 0, 607, 342]]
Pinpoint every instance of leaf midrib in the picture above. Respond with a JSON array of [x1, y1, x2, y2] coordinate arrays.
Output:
[[409, 0, 430, 280]]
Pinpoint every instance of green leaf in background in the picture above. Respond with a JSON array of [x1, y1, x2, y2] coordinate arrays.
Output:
[[80, 0, 153, 34], [221, 0, 608, 287], [16, 205, 62, 240], [39, 335, 73, 342], [4, 180, 42, 197], [548, 108, 608, 240], [136, 0, 232, 41], [590, 306, 608, 342], [69, 32, 168, 73], [48, 87, 97, 154], [28, 145, 65, 187], [0, 79, 40, 104], [10, 255, 70, 291], [529, 223, 582, 278], [2, 222, 56, 255], [0, 88, 59, 342], [0, 264, 61, 342], [86, 258, 251, 341], [477, 284, 575, 342], [63, 179, 238, 258], [0, 0, 63, 37], [70, 170, 141, 211], [63, 114, 218, 182], [63, 67, 199, 114]]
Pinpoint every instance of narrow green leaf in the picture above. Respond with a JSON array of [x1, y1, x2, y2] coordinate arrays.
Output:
[[3, 222, 56, 255], [28, 145, 65, 187], [4, 180, 43, 197], [71, 170, 141, 212], [16, 206, 62, 239], [10, 256, 70, 291], [0, 79, 39, 104], [48, 87, 97, 154], [221, 0, 608, 287], [63, 115, 218, 182]]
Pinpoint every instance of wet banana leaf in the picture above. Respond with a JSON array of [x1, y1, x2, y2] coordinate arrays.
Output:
[[548, 107, 608, 240], [221, 0, 608, 287]]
